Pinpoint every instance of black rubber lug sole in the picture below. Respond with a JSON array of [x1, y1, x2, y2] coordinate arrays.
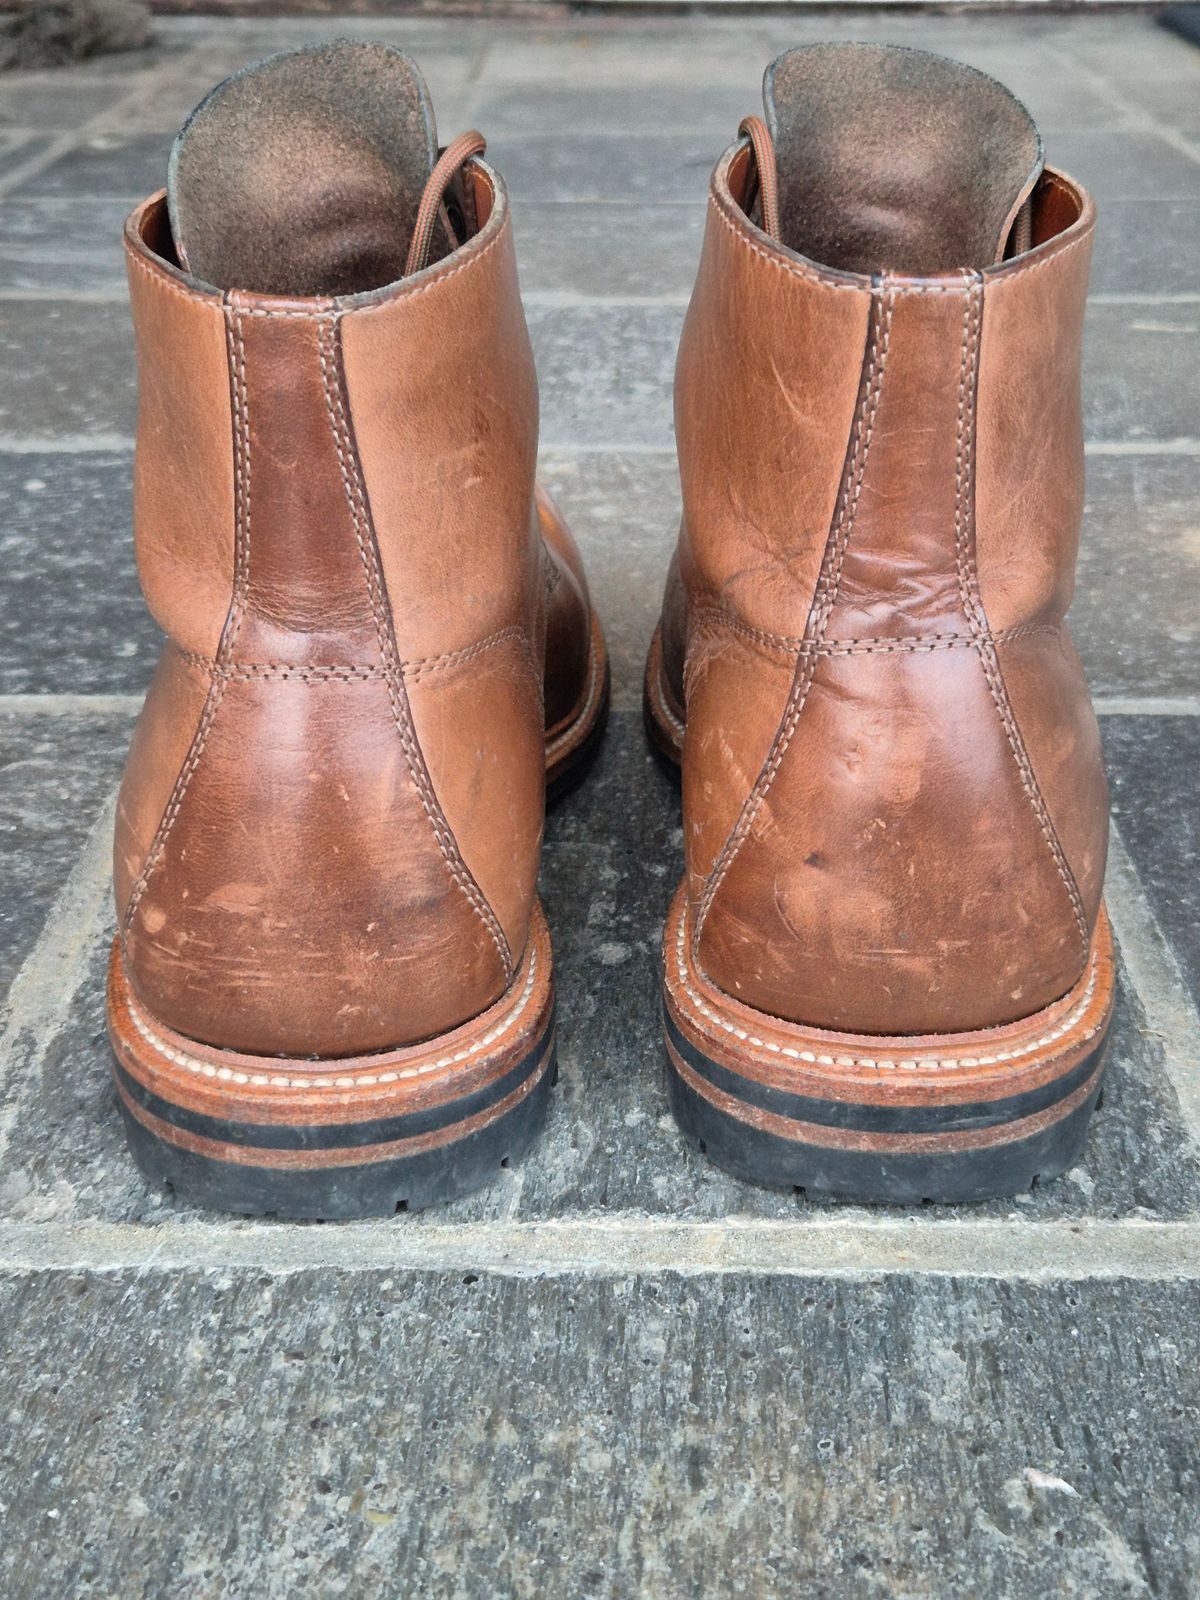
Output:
[[119, 1054, 557, 1220], [665, 1041, 1109, 1205]]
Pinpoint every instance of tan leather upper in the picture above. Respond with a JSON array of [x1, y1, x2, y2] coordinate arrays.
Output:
[[662, 142, 1108, 1035], [117, 161, 592, 1056]]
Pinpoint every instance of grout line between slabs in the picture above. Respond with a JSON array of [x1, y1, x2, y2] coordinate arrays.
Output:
[[0, 794, 116, 1169], [0, 1216, 1199, 1281], [0, 694, 142, 716], [1093, 696, 1200, 716], [1048, 42, 1200, 172], [1104, 822, 1200, 1153], [0, 55, 190, 205]]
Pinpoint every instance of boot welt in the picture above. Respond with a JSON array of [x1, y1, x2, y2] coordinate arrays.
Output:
[[661, 886, 1116, 1205], [107, 903, 557, 1219]]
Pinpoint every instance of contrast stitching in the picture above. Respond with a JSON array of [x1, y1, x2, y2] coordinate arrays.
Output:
[[178, 652, 383, 684], [671, 912, 1102, 1074], [177, 625, 535, 685], [127, 948, 539, 1091], [692, 281, 895, 957], [316, 313, 513, 980], [953, 272, 1090, 963], [405, 625, 535, 685], [689, 607, 1060, 660], [121, 297, 252, 942]]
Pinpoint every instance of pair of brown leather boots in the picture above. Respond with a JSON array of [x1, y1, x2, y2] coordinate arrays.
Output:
[[108, 40, 1114, 1218]]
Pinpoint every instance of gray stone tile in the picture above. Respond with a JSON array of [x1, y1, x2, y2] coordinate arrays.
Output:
[[0, 1267, 1196, 1597], [1111, 72, 1200, 135], [4, 712, 1200, 1227], [528, 303, 680, 452], [1074, 456, 1200, 698], [1089, 200, 1200, 296], [0, 131, 49, 184], [0, 33, 194, 82], [13, 131, 171, 202], [483, 27, 771, 90], [0, 82, 121, 133], [537, 453, 677, 707], [0, 198, 129, 294], [0, 451, 154, 695], [1052, 130, 1200, 205], [0, 711, 128, 998], [1105, 717, 1200, 1007], [0, 299, 134, 439], [516, 202, 701, 299], [1083, 303, 1200, 444], [491, 130, 714, 207], [471, 81, 753, 136], [1072, 19, 1200, 86]]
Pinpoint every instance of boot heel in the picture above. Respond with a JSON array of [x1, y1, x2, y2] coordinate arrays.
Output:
[[662, 890, 1116, 1204], [108, 906, 556, 1219]]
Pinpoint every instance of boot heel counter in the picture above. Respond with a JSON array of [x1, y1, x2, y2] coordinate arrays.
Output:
[[117, 645, 517, 1058], [692, 630, 1101, 1036]]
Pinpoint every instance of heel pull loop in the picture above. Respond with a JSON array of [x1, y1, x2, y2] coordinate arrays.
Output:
[[405, 129, 488, 277], [739, 115, 781, 243]]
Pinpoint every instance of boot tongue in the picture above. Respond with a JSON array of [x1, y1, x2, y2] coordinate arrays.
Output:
[[167, 40, 439, 296], [763, 43, 1043, 275]]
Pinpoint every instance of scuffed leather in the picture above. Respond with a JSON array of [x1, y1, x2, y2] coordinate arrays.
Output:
[[117, 161, 590, 1057], [663, 150, 1108, 1036]]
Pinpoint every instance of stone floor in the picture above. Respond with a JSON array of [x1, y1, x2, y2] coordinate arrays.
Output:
[[0, 7, 1198, 1596]]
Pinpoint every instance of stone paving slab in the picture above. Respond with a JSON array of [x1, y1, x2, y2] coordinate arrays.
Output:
[[0, 710, 128, 993], [0, 453, 154, 696], [0, 1267, 1196, 1598], [1106, 718, 1200, 1007]]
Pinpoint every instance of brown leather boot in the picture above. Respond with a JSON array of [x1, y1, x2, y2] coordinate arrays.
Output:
[[645, 44, 1113, 1202], [108, 43, 607, 1217]]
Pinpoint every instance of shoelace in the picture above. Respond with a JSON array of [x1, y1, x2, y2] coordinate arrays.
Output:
[[738, 115, 781, 242], [404, 129, 488, 277]]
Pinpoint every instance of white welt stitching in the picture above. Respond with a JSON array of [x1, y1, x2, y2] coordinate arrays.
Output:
[[672, 914, 1101, 1073], [127, 950, 538, 1091]]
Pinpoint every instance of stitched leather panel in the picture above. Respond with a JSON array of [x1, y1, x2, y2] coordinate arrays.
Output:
[[120, 291, 514, 1056], [125, 198, 235, 659]]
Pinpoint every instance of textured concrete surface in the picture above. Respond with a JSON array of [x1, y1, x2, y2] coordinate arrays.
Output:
[[0, 10, 1198, 1597], [1, 1272, 1198, 1598]]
